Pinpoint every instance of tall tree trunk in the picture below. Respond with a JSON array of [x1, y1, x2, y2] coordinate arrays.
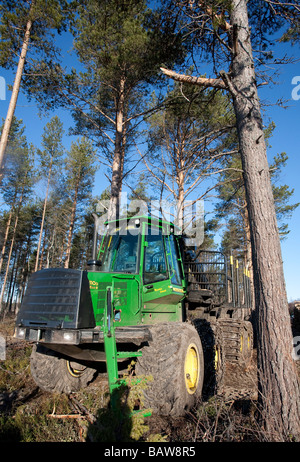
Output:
[[243, 201, 255, 303], [46, 230, 55, 268], [176, 152, 185, 231], [0, 208, 13, 273], [35, 160, 52, 271], [109, 76, 126, 220], [38, 230, 47, 270], [19, 226, 33, 303], [230, 0, 300, 439], [64, 182, 79, 269], [6, 247, 19, 314], [161, 0, 300, 441], [0, 187, 24, 307], [0, 0, 34, 181]]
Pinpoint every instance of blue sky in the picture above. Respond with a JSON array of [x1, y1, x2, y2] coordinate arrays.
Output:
[[0, 29, 299, 301], [258, 40, 300, 302]]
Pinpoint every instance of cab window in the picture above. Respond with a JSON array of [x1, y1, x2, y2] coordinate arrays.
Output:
[[166, 235, 183, 286], [100, 232, 139, 273], [143, 232, 168, 284]]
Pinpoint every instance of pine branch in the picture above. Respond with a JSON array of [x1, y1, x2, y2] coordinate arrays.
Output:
[[160, 67, 227, 90]]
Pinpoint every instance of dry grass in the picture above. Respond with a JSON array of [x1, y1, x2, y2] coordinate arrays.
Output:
[[1, 315, 299, 442]]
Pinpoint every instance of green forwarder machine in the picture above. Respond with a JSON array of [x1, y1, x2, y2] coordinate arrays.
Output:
[[14, 215, 253, 416]]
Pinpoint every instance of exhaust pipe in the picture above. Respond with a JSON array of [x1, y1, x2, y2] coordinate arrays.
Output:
[[87, 213, 102, 270]]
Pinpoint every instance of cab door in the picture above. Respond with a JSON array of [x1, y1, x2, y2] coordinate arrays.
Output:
[[141, 225, 185, 323]]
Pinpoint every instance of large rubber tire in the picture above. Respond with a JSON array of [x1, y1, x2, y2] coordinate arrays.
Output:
[[135, 322, 204, 416], [30, 344, 98, 393], [218, 319, 253, 365], [192, 319, 225, 397]]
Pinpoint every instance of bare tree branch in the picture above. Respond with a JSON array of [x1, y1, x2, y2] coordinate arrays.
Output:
[[160, 67, 227, 90]]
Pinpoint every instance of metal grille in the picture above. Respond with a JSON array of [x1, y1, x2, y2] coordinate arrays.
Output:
[[16, 269, 95, 329], [183, 250, 252, 308], [184, 251, 227, 305]]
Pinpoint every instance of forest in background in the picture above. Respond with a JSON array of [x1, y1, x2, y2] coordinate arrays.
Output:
[[0, 0, 298, 314], [1, 0, 300, 441]]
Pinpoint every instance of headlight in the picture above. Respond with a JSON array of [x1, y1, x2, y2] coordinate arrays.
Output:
[[51, 329, 79, 344], [14, 327, 26, 339]]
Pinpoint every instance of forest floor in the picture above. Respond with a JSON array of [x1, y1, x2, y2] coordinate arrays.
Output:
[[0, 315, 299, 443]]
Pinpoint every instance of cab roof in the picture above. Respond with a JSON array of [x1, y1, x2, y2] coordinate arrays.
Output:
[[104, 215, 180, 234]]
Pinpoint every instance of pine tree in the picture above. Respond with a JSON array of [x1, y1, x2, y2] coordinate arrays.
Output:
[[216, 148, 299, 300], [161, 0, 300, 439], [8, 202, 41, 311], [270, 152, 299, 238], [144, 80, 235, 227], [63, 137, 96, 268], [0, 118, 28, 273], [0, 141, 35, 309], [40, 184, 70, 268], [0, 0, 68, 179], [68, 196, 100, 269], [35, 116, 64, 271], [23, 0, 185, 218]]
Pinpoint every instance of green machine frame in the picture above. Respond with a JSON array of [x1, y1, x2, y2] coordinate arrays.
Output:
[[96, 216, 186, 411]]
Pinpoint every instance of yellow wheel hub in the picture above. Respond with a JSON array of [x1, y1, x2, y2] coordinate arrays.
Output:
[[67, 361, 86, 378], [240, 334, 244, 353], [214, 346, 220, 371], [184, 344, 200, 395]]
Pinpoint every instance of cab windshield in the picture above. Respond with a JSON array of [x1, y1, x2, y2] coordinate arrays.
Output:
[[99, 231, 139, 274]]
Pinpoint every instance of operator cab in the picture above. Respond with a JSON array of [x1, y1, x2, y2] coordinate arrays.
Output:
[[89, 215, 184, 288], [85, 215, 186, 325]]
